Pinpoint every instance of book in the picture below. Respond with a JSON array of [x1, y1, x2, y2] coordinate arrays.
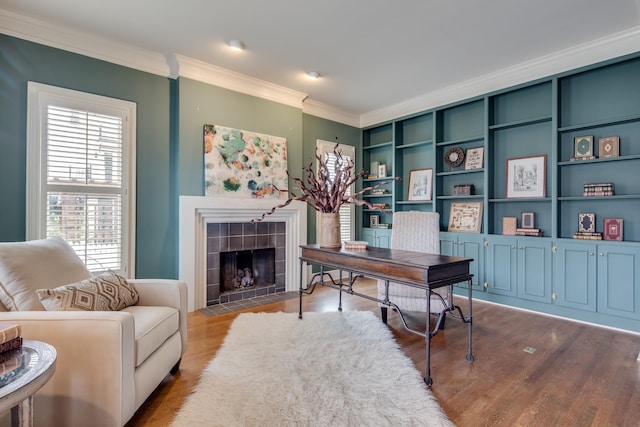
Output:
[[0, 337, 22, 353], [0, 323, 21, 345], [342, 241, 368, 250], [603, 218, 623, 241]]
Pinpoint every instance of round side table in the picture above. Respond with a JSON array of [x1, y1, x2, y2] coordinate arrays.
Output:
[[0, 340, 56, 427]]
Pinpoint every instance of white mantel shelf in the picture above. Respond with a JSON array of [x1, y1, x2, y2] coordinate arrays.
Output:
[[179, 196, 307, 312]]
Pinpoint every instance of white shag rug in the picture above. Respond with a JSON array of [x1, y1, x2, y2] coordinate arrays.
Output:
[[172, 311, 455, 427]]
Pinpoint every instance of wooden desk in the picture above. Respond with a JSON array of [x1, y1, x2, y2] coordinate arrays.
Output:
[[298, 244, 474, 386]]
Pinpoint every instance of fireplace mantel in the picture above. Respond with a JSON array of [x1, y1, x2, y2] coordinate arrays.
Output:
[[179, 196, 307, 311]]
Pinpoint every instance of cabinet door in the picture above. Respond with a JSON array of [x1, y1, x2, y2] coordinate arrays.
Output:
[[554, 242, 596, 312], [458, 235, 485, 289], [517, 239, 552, 303], [376, 229, 392, 249], [361, 229, 376, 247], [597, 245, 640, 320], [440, 234, 457, 256], [486, 237, 517, 297]]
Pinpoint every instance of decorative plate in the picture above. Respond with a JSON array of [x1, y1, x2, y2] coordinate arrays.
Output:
[[444, 147, 464, 168]]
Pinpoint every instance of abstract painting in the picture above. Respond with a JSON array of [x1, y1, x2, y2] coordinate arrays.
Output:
[[204, 124, 288, 198]]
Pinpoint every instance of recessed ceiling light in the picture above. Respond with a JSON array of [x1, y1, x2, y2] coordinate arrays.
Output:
[[307, 71, 321, 79], [228, 40, 245, 51]]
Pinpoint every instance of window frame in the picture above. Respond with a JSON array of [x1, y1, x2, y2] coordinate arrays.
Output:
[[26, 82, 136, 276]]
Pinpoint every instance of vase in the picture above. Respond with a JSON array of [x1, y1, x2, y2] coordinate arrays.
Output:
[[319, 212, 342, 248]]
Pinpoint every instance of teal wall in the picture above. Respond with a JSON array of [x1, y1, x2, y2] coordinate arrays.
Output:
[[0, 34, 357, 279]]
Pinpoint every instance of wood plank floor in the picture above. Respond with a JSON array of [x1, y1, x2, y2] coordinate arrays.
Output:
[[127, 279, 640, 426]]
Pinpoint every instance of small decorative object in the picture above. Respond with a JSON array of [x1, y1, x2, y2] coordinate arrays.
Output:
[[254, 142, 399, 248], [369, 161, 380, 179], [583, 182, 614, 196], [464, 146, 484, 170], [521, 212, 535, 229], [453, 184, 475, 196], [370, 215, 379, 228], [447, 202, 482, 233], [502, 217, 517, 235], [572, 136, 595, 160], [444, 147, 465, 168], [603, 218, 623, 241], [598, 136, 620, 158], [506, 155, 546, 199], [407, 168, 433, 201], [578, 213, 596, 233], [378, 163, 387, 178]]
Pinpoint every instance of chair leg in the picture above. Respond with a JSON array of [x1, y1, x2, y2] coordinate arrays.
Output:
[[170, 358, 181, 375], [438, 313, 446, 330], [380, 307, 388, 324]]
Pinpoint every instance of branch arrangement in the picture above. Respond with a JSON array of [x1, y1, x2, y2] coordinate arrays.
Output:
[[254, 143, 400, 222]]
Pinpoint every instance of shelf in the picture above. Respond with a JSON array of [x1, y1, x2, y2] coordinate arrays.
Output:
[[396, 140, 433, 149], [363, 176, 394, 183], [558, 113, 640, 133], [558, 195, 640, 201], [437, 195, 484, 200], [489, 115, 552, 131], [558, 154, 640, 166], [436, 136, 484, 147], [437, 168, 484, 177], [363, 141, 393, 150], [489, 198, 551, 203], [363, 194, 391, 198], [396, 200, 433, 205]]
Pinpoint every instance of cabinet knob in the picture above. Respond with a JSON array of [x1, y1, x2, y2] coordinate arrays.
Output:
[[599, 252, 605, 256], [519, 246, 524, 250], [589, 252, 594, 256], [511, 245, 516, 250], [483, 282, 488, 290], [552, 292, 557, 300]]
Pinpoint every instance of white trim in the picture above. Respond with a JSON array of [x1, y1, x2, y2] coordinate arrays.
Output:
[[302, 98, 360, 128]]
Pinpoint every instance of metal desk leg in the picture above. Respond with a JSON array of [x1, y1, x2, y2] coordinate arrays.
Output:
[[298, 259, 304, 319], [337, 269, 344, 311], [466, 278, 474, 362], [424, 288, 433, 386]]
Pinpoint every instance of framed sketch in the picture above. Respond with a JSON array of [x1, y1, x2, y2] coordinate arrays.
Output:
[[464, 146, 484, 170], [598, 136, 620, 158], [378, 163, 387, 178], [407, 168, 433, 201], [574, 136, 594, 159], [447, 202, 483, 233], [370, 215, 379, 228], [521, 212, 535, 229], [506, 155, 546, 199]]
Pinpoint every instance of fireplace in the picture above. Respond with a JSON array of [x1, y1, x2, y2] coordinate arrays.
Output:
[[179, 196, 307, 311]]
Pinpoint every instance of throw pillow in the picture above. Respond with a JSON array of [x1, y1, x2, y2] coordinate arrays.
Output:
[[37, 272, 140, 311], [0, 237, 92, 311]]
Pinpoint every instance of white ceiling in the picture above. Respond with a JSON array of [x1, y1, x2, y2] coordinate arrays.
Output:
[[2, 0, 640, 126]]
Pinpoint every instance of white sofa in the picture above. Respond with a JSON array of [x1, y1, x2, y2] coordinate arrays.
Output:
[[0, 237, 188, 427]]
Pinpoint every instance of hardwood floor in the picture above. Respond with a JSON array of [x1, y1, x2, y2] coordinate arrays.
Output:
[[127, 279, 640, 426]]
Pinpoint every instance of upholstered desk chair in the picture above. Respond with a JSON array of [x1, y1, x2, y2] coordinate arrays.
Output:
[[377, 211, 451, 328]]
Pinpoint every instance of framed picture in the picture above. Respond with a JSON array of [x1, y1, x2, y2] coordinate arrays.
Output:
[[603, 218, 623, 241], [369, 161, 380, 178], [407, 168, 433, 201], [369, 215, 379, 228], [502, 217, 517, 235], [378, 163, 387, 178], [598, 136, 620, 158], [578, 213, 596, 233], [506, 155, 546, 199], [447, 202, 483, 233], [574, 136, 594, 159], [521, 212, 535, 229], [464, 146, 484, 170]]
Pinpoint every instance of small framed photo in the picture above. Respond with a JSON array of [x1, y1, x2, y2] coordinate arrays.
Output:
[[521, 212, 535, 229], [378, 163, 387, 178], [464, 146, 484, 170], [407, 168, 433, 201], [369, 215, 379, 228], [603, 218, 623, 241], [506, 155, 546, 199], [578, 213, 596, 233], [574, 136, 594, 159], [447, 202, 483, 233], [369, 161, 380, 178], [598, 136, 620, 158]]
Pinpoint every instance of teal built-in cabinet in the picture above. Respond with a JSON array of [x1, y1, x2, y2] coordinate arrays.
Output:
[[359, 51, 640, 332]]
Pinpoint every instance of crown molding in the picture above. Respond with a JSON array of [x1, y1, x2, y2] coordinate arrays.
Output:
[[302, 98, 360, 128], [361, 26, 640, 127], [0, 9, 169, 77]]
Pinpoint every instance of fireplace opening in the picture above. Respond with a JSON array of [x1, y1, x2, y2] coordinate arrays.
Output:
[[220, 248, 275, 294]]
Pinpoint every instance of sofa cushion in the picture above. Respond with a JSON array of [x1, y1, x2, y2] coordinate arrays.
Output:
[[37, 272, 140, 311], [0, 237, 92, 311], [121, 305, 179, 367]]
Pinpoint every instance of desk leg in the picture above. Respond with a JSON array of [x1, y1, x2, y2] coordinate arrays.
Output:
[[424, 289, 433, 386], [337, 270, 344, 312], [11, 396, 32, 427], [298, 259, 304, 319], [466, 278, 474, 362]]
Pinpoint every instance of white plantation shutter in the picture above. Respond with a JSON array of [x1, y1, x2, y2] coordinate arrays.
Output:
[[317, 140, 355, 241], [27, 83, 136, 275]]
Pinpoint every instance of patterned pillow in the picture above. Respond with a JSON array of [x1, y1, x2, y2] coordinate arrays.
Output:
[[37, 272, 139, 311]]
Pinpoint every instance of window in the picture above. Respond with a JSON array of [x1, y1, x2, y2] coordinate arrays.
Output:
[[316, 140, 355, 241], [26, 82, 136, 275]]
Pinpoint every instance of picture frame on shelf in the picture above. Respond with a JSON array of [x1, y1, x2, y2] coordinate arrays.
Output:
[[407, 168, 433, 201], [378, 163, 387, 178], [521, 212, 535, 229], [369, 215, 379, 228], [444, 147, 465, 168], [502, 217, 517, 235], [578, 213, 596, 233], [603, 218, 623, 241], [506, 155, 546, 199], [573, 136, 594, 159], [447, 201, 483, 233], [464, 146, 484, 170], [369, 161, 379, 179], [598, 136, 620, 158]]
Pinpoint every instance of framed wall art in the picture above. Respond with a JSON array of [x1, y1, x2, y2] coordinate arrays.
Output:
[[378, 163, 387, 178], [598, 136, 620, 158], [521, 212, 535, 229], [407, 168, 433, 201], [464, 146, 484, 170], [506, 155, 546, 199], [447, 202, 483, 233], [574, 136, 594, 159]]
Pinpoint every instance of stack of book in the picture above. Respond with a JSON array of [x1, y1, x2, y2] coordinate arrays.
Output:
[[370, 189, 387, 195], [342, 241, 368, 250], [0, 323, 22, 363], [515, 228, 543, 237], [583, 183, 614, 196], [376, 223, 391, 229], [371, 203, 388, 210], [573, 231, 603, 240]]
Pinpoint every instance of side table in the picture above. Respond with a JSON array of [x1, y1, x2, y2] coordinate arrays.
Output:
[[0, 340, 56, 427]]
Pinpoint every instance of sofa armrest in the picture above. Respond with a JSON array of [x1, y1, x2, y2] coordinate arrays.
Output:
[[0, 311, 136, 426], [129, 279, 188, 355]]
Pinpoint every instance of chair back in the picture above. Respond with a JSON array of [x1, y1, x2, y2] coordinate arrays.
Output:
[[390, 212, 440, 254]]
